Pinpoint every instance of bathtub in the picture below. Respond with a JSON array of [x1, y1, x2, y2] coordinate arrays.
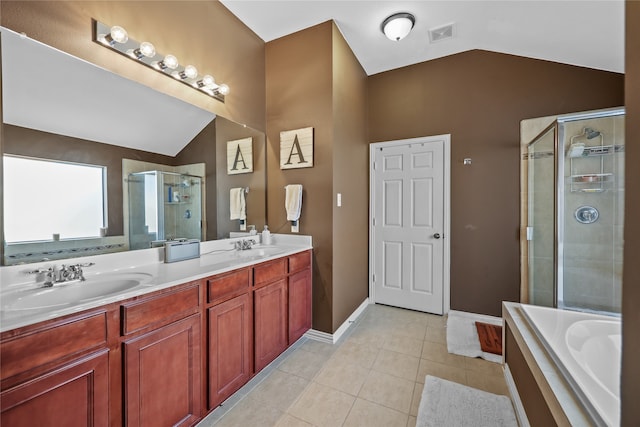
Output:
[[521, 304, 620, 427]]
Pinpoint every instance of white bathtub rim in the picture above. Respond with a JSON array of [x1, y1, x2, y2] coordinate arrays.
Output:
[[520, 304, 620, 427]]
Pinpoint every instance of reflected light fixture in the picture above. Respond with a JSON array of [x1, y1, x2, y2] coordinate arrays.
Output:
[[381, 12, 415, 41], [93, 20, 228, 102]]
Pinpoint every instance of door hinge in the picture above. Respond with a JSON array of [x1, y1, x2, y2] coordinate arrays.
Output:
[[372, 274, 376, 283], [372, 218, 376, 226]]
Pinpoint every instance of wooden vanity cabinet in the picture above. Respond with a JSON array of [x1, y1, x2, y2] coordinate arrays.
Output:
[[0, 249, 313, 425], [206, 268, 253, 409], [288, 250, 312, 343], [0, 310, 112, 427], [253, 258, 288, 373], [120, 283, 202, 427]]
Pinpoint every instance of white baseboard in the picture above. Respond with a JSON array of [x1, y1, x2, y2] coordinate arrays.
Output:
[[304, 298, 370, 344], [504, 363, 531, 427]]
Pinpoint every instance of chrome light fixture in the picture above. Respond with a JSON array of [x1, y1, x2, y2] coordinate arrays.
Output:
[[93, 20, 228, 102], [381, 12, 415, 41]]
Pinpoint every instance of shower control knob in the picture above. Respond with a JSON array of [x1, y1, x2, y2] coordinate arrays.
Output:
[[433, 233, 441, 239]]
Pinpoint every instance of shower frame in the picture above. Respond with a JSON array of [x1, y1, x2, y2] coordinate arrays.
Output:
[[525, 107, 625, 311]]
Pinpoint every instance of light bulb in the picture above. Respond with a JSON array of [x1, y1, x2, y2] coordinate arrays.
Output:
[[217, 84, 230, 96], [109, 26, 129, 44], [183, 65, 198, 79], [163, 54, 179, 69], [139, 42, 156, 58], [195, 75, 215, 88], [154, 54, 179, 71], [128, 41, 156, 60], [201, 75, 215, 87]]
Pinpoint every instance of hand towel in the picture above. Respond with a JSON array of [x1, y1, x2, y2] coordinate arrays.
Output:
[[285, 184, 303, 221], [230, 188, 246, 220]]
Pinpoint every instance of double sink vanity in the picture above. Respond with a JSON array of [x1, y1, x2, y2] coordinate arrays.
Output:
[[0, 235, 313, 426]]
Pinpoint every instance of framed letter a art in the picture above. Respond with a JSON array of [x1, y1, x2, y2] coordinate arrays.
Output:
[[227, 137, 253, 175], [280, 127, 313, 169]]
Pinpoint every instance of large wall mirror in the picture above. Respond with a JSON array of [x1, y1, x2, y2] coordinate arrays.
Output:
[[0, 27, 266, 266]]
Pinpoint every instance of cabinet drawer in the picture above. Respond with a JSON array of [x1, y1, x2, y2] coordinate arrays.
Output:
[[253, 258, 287, 288], [289, 250, 311, 274], [121, 283, 200, 335], [1, 311, 107, 381], [207, 268, 251, 304]]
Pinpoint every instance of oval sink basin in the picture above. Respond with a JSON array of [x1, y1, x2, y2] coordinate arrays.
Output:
[[3, 272, 154, 311]]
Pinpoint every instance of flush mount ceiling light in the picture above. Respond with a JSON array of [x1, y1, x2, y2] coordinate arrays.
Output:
[[381, 12, 415, 41], [93, 20, 228, 102]]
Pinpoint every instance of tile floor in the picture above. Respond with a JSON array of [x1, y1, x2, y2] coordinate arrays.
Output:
[[197, 303, 511, 427]]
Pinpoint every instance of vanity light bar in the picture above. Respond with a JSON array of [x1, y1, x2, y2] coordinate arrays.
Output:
[[93, 20, 228, 102]]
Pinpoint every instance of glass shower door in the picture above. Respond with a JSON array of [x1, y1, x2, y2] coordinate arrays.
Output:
[[559, 114, 624, 313], [527, 125, 556, 307]]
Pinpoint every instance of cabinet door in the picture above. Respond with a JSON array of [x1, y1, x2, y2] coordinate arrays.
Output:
[[208, 293, 252, 409], [123, 315, 201, 427], [254, 279, 288, 373], [1, 350, 109, 427], [288, 268, 312, 343]]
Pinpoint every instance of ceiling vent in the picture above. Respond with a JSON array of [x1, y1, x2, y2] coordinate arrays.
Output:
[[429, 23, 455, 43]]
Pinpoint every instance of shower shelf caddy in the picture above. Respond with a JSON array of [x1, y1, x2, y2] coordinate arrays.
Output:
[[568, 134, 619, 193]]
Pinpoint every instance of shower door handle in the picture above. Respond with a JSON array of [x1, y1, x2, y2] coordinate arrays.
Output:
[[433, 233, 441, 239]]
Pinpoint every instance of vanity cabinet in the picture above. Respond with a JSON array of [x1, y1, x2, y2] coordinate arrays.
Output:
[[120, 283, 202, 427], [288, 251, 312, 343], [206, 269, 253, 409], [253, 258, 289, 373], [0, 310, 111, 426], [0, 248, 313, 425]]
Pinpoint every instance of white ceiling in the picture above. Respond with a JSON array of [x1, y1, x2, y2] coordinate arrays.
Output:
[[220, 0, 625, 76]]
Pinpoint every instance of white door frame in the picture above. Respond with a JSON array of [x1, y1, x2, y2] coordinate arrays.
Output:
[[369, 135, 451, 314]]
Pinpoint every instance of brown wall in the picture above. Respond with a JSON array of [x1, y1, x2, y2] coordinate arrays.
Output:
[[0, 1, 265, 131], [266, 22, 335, 333], [330, 25, 369, 331], [213, 118, 267, 240], [265, 22, 369, 333], [622, 1, 640, 424], [368, 51, 624, 316]]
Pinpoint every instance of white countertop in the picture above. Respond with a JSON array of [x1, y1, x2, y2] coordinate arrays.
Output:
[[0, 234, 312, 333]]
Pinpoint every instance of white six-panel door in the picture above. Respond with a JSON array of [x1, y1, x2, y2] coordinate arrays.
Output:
[[370, 136, 450, 314]]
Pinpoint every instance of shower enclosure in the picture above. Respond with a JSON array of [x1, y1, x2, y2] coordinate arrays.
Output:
[[525, 107, 624, 314], [128, 171, 203, 250]]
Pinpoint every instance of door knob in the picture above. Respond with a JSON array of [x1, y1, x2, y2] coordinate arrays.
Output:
[[433, 233, 441, 239]]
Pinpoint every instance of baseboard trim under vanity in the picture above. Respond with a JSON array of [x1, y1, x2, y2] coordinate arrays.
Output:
[[504, 362, 531, 427], [304, 298, 370, 344]]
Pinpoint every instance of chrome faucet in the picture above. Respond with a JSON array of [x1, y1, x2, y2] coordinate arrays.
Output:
[[234, 239, 256, 251], [27, 263, 95, 287]]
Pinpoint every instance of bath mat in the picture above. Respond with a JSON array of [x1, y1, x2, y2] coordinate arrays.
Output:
[[446, 310, 502, 363], [475, 322, 503, 355], [416, 376, 518, 427]]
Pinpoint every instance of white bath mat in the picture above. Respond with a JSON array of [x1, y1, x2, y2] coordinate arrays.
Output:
[[446, 310, 502, 363], [417, 376, 518, 427]]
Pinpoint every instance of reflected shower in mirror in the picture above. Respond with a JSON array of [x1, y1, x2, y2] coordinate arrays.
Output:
[[0, 26, 266, 265]]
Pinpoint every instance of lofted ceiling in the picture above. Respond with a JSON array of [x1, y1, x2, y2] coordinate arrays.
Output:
[[220, 0, 625, 76]]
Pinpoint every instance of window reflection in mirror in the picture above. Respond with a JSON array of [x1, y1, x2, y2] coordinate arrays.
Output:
[[3, 155, 106, 242]]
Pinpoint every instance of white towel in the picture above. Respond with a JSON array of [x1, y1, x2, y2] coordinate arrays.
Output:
[[285, 184, 303, 221], [230, 188, 246, 220]]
